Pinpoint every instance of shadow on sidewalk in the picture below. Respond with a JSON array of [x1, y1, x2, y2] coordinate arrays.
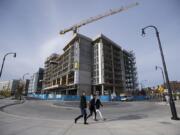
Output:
[[87, 114, 148, 124]]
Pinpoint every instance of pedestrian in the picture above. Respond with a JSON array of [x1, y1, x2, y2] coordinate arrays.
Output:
[[86, 94, 97, 121], [74, 92, 88, 124], [95, 95, 105, 121]]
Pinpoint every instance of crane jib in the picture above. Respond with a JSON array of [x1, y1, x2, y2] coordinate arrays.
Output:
[[59, 2, 139, 35]]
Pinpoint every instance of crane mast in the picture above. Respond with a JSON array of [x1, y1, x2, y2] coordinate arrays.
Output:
[[60, 2, 139, 35]]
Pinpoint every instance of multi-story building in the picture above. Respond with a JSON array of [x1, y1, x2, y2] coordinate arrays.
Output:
[[28, 68, 44, 94], [43, 33, 138, 96], [92, 34, 125, 95], [43, 34, 92, 95]]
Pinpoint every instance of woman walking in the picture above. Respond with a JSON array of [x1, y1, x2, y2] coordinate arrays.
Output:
[[95, 96, 105, 120]]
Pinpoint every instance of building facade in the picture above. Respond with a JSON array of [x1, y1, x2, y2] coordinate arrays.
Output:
[[43, 33, 138, 96], [43, 34, 92, 95], [164, 81, 180, 92], [28, 68, 44, 94]]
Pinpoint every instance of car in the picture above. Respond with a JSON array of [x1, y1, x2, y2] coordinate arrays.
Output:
[[120, 96, 133, 101]]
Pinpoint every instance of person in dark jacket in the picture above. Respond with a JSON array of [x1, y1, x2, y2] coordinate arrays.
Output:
[[86, 94, 97, 121], [95, 96, 105, 120], [74, 92, 88, 124]]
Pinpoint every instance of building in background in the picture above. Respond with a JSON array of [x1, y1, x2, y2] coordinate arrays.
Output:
[[0, 81, 11, 91], [43, 33, 138, 95], [0, 80, 20, 95], [9, 80, 20, 95], [166, 81, 180, 92], [28, 68, 44, 94], [22, 79, 30, 95]]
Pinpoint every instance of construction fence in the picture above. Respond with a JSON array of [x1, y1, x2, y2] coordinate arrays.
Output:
[[27, 93, 149, 102]]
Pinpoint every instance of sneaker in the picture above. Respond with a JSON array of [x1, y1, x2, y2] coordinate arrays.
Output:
[[74, 119, 77, 124], [84, 122, 88, 125], [94, 119, 98, 121]]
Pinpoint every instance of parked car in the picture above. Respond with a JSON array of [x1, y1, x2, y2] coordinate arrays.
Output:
[[121, 96, 133, 101]]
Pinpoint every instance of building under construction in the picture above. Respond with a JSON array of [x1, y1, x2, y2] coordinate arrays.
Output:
[[43, 33, 138, 95]]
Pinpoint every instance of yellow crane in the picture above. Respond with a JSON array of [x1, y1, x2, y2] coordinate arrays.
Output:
[[60, 2, 139, 35]]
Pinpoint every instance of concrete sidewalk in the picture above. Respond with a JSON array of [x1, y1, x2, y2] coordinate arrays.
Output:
[[156, 100, 180, 108], [0, 111, 179, 135], [0, 98, 25, 110], [0, 99, 180, 135]]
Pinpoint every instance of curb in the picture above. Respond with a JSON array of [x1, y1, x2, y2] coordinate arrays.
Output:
[[0, 100, 25, 111]]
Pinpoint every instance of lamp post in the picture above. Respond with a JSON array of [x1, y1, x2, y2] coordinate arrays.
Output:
[[0, 52, 16, 78], [22, 73, 29, 97], [39, 80, 46, 94], [142, 25, 179, 120], [22, 73, 29, 80], [155, 65, 166, 88]]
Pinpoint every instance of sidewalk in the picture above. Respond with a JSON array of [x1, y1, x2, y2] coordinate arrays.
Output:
[[156, 100, 180, 107], [0, 111, 179, 135], [0, 98, 25, 110], [0, 99, 180, 135]]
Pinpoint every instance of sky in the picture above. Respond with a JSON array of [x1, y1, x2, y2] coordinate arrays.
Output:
[[0, 0, 180, 87]]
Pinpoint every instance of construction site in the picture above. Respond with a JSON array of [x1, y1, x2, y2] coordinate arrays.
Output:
[[42, 3, 139, 96]]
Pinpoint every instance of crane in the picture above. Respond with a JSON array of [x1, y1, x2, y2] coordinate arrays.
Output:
[[60, 2, 139, 35]]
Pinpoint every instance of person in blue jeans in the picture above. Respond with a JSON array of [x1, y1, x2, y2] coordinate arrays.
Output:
[[74, 92, 88, 124]]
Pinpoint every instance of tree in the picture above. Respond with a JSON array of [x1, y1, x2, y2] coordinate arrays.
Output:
[[15, 82, 24, 100], [0, 87, 11, 97]]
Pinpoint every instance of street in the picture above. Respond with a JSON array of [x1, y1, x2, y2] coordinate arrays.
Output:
[[0, 99, 180, 135]]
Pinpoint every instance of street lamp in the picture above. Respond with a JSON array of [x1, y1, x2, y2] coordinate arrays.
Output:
[[142, 25, 179, 120], [22, 73, 29, 80], [21, 73, 29, 97], [0, 52, 16, 78], [155, 65, 166, 88]]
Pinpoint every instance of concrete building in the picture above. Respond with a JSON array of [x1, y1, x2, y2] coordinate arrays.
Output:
[[43, 33, 138, 96], [28, 68, 44, 94], [43, 34, 92, 95], [92, 34, 125, 95]]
